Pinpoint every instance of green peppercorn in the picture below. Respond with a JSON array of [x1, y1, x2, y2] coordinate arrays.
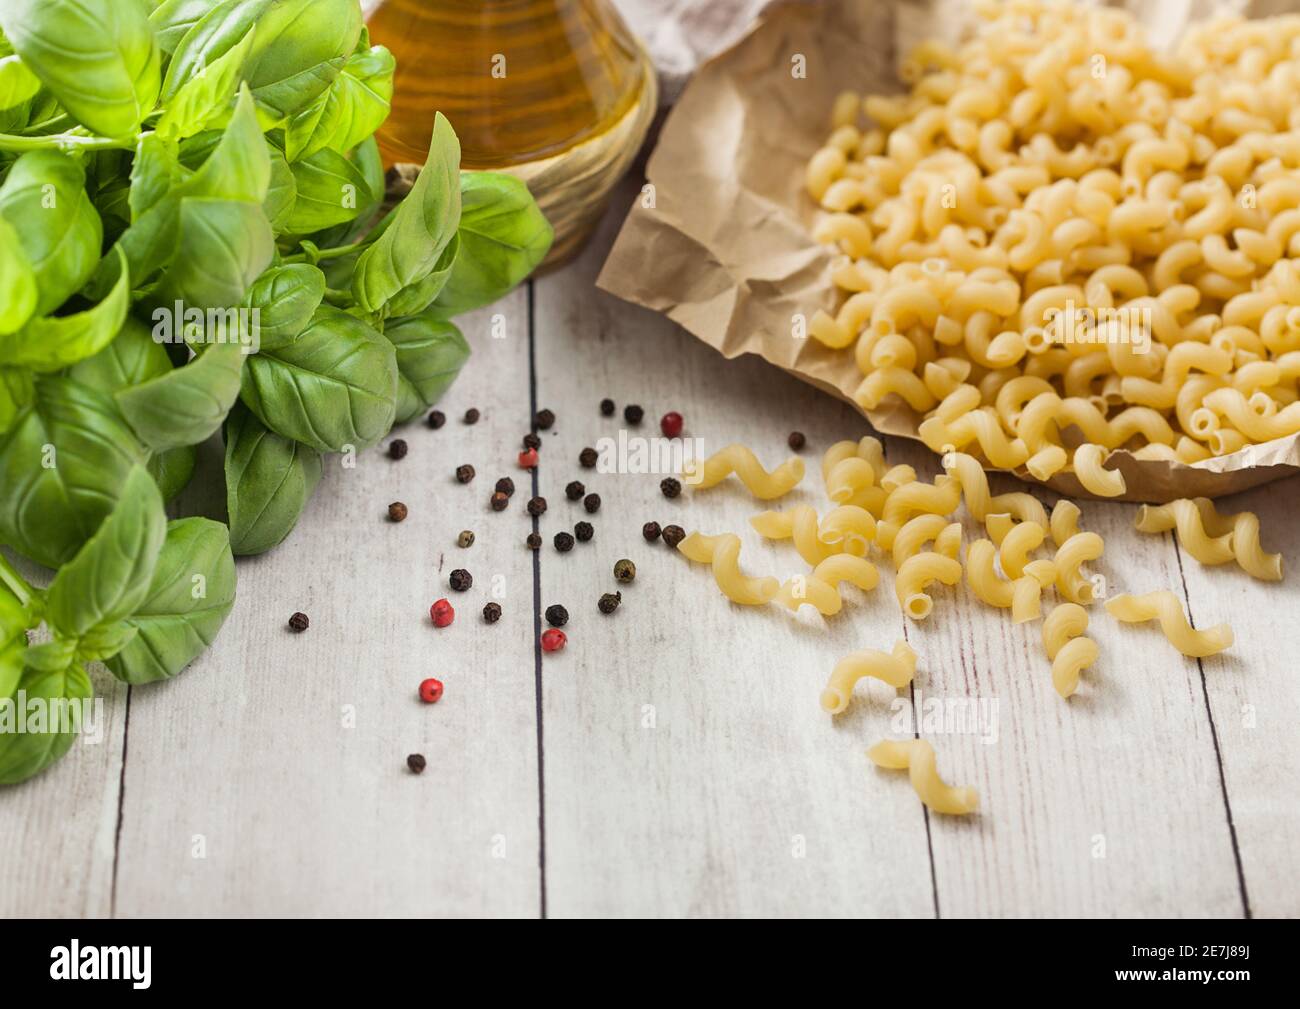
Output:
[[457, 529, 474, 548], [598, 592, 622, 614], [614, 559, 636, 583]]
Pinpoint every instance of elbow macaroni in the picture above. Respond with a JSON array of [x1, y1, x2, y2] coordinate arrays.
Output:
[[821, 640, 916, 713]]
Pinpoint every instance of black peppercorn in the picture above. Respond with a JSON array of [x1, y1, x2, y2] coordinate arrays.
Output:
[[574, 521, 594, 542], [483, 601, 502, 624], [535, 408, 556, 430], [388, 502, 408, 522], [407, 753, 427, 774], [662, 525, 686, 548], [544, 604, 569, 627], [624, 404, 644, 425], [464, 408, 480, 424], [388, 438, 408, 460], [788, 430, 806, 451], [526, 533, 542, 550], [642, 521, 662, 542], [455, 464, 475, 484], [427, 410, 446, 429], [449, 568, 473, 591], [522, 431, 541, 450], [565, 480, 585, 500], [495, 476, 515, 497], [288, 612, 309, 632], [490, 491, 509, 511], [660, 477, 681, 498], [583, 493, 601, 514], [600, 398, 615, 416], [457, 529, 474, 548], [579, 446, 598, 468], [527, 496, 547, 516], [598, 592, 622, 614], [614, 558, 636, 583], [554, 531, 575, 552]]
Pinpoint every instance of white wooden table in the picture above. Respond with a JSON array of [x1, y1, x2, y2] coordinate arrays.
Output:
[[3, 180, 1297, 919]]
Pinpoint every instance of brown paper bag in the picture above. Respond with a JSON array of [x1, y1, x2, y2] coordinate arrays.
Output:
[[596, 0, 1300, 502]]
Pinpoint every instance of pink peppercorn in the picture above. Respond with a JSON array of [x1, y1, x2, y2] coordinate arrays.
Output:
[[430, 599, 455, 627], [540, 628, 567, 653], [660, 412, 683, 438], [518, 447, 539, 468], [419, 678, 444, 703]]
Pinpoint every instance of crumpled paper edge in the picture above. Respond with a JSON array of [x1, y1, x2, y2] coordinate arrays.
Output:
[[596, 0, 1300, 503]]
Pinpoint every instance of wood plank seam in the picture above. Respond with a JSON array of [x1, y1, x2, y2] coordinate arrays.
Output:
[[527, 279, 549, 920]]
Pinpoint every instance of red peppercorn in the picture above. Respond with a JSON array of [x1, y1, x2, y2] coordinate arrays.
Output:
[[429, 598, 455, 627], [541, 628, 567, 653], [660, 411, 684, 438], [418, 678, 444, 703], [518, 447, 539, 469]]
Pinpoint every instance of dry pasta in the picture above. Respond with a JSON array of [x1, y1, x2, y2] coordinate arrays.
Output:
[[895, 551, 963, 620], [775, 555, 881, 615], [1104, 590, 1234, 657], [1135, 498, 1283, 580], [676, 532, 779, 605], [821, 640, 916, 713], [1042, 603, 1099, 698], [684, 444, 805, 500], [867, 738, 978, 815]]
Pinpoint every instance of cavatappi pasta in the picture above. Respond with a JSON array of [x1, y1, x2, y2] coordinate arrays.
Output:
[[805, 0, 1300, 493], [1042, 602, 1099, 698], [821, 640, 916, 712], [1135, 497, 1283, 580], [867, 738, 979, 815], [1105, 590, 1235, 657]]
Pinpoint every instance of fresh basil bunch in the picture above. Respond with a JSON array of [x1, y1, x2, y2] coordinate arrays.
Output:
[[0, 0, 552, 783]]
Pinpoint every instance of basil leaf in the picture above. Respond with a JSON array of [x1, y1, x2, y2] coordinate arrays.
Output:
[[115, 340, 245, 451], [46, 464, 166, 639], [284, 44, 394, 162], [264, 143, 297, 230], [383, 232, 458, 319], [106, 516, 236, 684], [242, 263, 324, 350], [0, 151, 103, 317], [383, 314, 470, 425], [148, 444, 197, 503], [129, 135, 182, 221], [155, 23, 255, 141], [0, 376, 148, 568], [149, 0, 222, 56], [283, 148, 372, 233], [163, 197, 275, 311], [75, 620, 140, 664], [239, 305, 397, 452], [161, 0, 270, 102], [432, 172, 553, 316], [68, 316, 172, 391], [0, 662, 92, 786], [351, 112, 461, 314], [0, 367, 33, 435], [224, 403, 321, 555], [0, 215, 38, 336], [0, 53, 41, 109], [0, 0, 160, 137]]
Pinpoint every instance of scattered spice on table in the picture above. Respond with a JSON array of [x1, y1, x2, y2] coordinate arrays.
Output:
[[427, 410, 445, 429], [430, 598, 455, 627], [388, 438, 408, 460], [788, 431, 806, 451], [455, 464, 475, 484], [449, 569, 473, 591], [614, 558, 636, 583], [535, 408, 556, 430], [463, 408, 480, 424], [660, 411, 683, 438], [541, 628, 567, 653], [583, 492, 601, 513], [483, 601, 502, 623], [662, 525, 686, 548], [522, 432, 541, 451], [624, 404, 644, 425], [545, 604, 569, 627], [600, 398, 615, 416], [518, 447, 539, 468], [490, 491, 510, 511], [565, 480, 585, 500], [419, 678, 444, 703], [457, 530, 475, 548], [526, 533, 542, 550], [554, 531, 575, 552], [660, 477, 681, 499], [288, 611, 309, 632], [495, 476, 516, 497], [407, 754, 427, 774], [579, 446, 598, 468], [527, 496, 548, 516], [598, 592, 622, 614], [642, 521, 662, 542], [574, 521, 594, 542], [388, 502, 408, 522]]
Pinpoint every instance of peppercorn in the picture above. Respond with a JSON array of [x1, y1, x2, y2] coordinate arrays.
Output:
[[455, 463, 475, 484], [287, 611, 309, 632], [407, 753, 427, 774], [598, 592, 622, 614], [464, 408, 480, 424], [419, 678, 443, 703], [456, 529, 474, 548], [388, 438, 408, 460], [788, 430, 806, 451], [540, 628, 567, 653], [534, 408, 556, 430], [518, 447, 538, 469], [522, 432, 541, 451], [388, 501, 408, 522], [430, 598, 454, 627], [490, 491, 510, 512], [600, 398, 615, 416], [495, 476, 516, 497], [526, 533, 542, 550], [662, 524, 686, 548], [660, 411, 684, 438], [554, 531, 575, 552], [565, 480, 585, 500], [660, 477, 682, 499], [583, 492, 601, 514], [483, 601, 502, 624], [642, 521, 662, 542], [545, 604, 569, 627], [574, 521, 594, 542], [614, 558, 636, 583], [527, 496, 547, 516], [449, 568, 473, 592], [624, 404, 644, 425], [427, 410, 446, 429], [579, 446, 598, 468]]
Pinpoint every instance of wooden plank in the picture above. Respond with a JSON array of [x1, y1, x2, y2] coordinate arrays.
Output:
[[533, 186, 935, 917], [1156, 479, 1300, 919], [111, 291, 543, 917], [886, 440, 1244, 917]]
